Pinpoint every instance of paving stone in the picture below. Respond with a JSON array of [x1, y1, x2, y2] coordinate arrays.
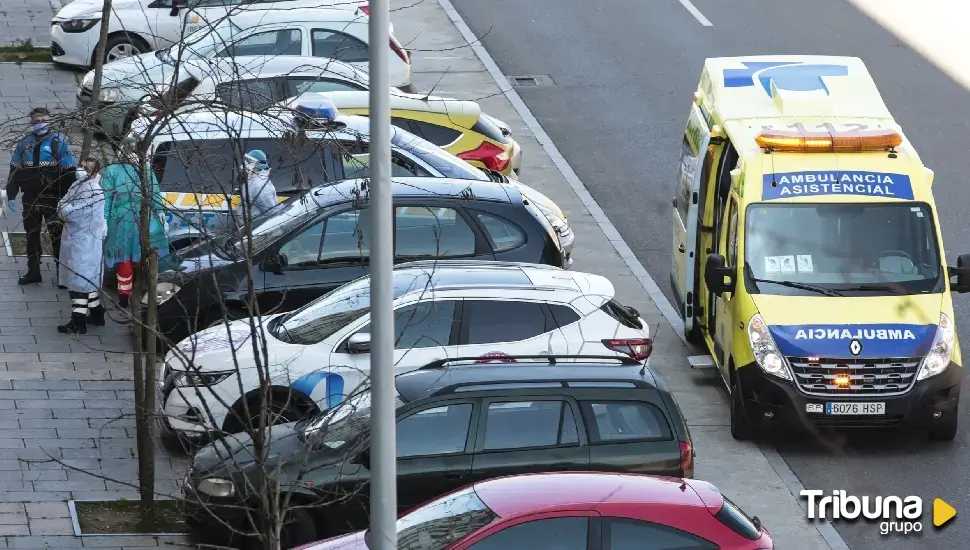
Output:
[[77, 381, 132, 391], [27, 518, 73, 535], [0, 525, 28, 536], [12, 381, 79, 390], [23, 503, 68, 520], [46, 391, 117, 400], [14, 400, 82, 409], [18, 419, 87, 430]]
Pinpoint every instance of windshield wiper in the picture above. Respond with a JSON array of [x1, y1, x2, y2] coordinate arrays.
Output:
[[836, 284, 909, 294], [748, 277, 845, 297]]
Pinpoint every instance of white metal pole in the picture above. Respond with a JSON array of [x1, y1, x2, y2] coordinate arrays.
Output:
[[367, 0, 397, 548]]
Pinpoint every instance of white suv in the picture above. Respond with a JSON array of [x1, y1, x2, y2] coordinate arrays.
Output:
[[157, 261, 651, 442]]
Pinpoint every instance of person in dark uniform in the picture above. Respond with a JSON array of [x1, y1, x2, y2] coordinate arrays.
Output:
[[5, 107, 77, 286]]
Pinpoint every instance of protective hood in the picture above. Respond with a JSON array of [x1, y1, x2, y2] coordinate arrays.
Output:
[[752, 293, 943, 359]]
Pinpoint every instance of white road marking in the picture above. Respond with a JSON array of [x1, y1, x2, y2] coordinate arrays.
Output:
[[435, 2, 850, 548], [677, 0, 714, 27]]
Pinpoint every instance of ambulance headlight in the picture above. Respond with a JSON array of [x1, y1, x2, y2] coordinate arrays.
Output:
[[918, 313, 954, 381], [747, 313, 792, 381]]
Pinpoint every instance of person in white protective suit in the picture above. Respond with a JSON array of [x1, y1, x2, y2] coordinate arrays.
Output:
[[234, 149, 277, 223], [56, 157, 107, 334]]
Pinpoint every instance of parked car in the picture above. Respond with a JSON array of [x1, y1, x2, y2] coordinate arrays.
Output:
[[52, 0, 369, 68], [91, 55, 372, 137], [298, 473, 773, 550], [74, 8, 411, 122], [157, 261, 650, 442], [314, 90, 522, 175], [133, 94, 570, 256], [183, 356, 689, 547]]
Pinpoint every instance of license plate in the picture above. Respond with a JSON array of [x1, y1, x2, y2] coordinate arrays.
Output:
[[824, 402, 885, 415]]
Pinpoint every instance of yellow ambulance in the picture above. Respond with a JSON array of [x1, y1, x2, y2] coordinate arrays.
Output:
[[670, 56, 970, 441]]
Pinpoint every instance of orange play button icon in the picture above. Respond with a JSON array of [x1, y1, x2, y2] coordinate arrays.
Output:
[[934, 498, 956, 527]]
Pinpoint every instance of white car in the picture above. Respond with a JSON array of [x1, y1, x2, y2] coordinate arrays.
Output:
[[90, 55, 372, 136], [157, 261, 651, 440], [51, 0, 368, 68]]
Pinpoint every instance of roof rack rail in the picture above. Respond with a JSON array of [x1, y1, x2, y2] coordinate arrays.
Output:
[[419, 355, 640, 370]]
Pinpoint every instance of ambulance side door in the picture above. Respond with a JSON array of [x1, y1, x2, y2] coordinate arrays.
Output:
[[713, 196, 740, 376], [670, 103, 712, 340]]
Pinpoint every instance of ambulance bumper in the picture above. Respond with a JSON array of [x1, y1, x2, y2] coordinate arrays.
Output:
[[736, 360, 962, 431]]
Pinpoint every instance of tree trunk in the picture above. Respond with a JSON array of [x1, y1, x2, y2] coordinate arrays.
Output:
[[80, 0, 114, 159]]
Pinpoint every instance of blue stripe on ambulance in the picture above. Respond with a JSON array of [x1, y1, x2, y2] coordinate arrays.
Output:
[[768, 324, 936, 359], [762, 171, 914, 201]]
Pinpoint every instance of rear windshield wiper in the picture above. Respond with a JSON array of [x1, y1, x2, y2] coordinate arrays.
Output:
[[748, 277, 844, 297]]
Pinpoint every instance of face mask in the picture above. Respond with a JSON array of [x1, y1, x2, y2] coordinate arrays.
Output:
[[33, 122, 50, 135]]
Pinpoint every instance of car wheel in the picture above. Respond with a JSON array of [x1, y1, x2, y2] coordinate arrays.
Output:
[[929, 414, 958, 441], [279, 507, 318, 549], [103, 34, 146, 65], [730, 370, 754, 441], [205, 307, 248, 329], [223, 397, 306, 436]]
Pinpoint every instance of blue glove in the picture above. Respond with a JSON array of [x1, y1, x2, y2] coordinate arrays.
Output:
[[8, 199, 16, 213]]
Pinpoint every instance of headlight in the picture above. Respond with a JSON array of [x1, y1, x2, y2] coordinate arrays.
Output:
[[747, 314, 792, 381], [197, 478, 234, 497], [173, 370, 234, 387], [99, 88, 119, 102], [58, 17, 101, 33], [156, 282, 180, 304], [82, 72, 94, 88], [918, 313, 954, 381]]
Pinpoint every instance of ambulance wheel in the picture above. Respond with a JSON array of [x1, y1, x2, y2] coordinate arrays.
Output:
[[685, 322, 704, 345], [929, 415, 958, 441], [730, 370, 755, 441]]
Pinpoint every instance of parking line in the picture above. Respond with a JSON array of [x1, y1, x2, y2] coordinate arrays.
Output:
[[434, 1, 851, 548], [676, 0, 714, 27]]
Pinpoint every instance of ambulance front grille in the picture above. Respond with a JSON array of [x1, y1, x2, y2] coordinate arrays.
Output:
[[787, 356, 922, 396]]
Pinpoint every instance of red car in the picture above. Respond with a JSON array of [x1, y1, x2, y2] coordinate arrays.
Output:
[[296, 472, 773, 550]]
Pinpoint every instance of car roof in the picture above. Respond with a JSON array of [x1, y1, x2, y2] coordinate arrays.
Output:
[[188, 56, 368, 84], [216, 7, 367, 27], [308, 177, 515, 204], [388, 260, 615, 299], [472, 473, 715, 518], [309, 90, 482, 118], [394, 360, 658, 403]]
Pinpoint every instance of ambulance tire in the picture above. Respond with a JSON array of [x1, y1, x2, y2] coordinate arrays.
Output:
[[730, 369, 755, 441], [685, 322, 704, 345], [929, 415, 958, 442]]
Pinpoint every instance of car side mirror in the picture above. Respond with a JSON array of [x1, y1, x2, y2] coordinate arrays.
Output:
[[704, 253, 735, 295], [950, 254, 970, 293], [262, 253, 286, 274], [347, 333, 371, 354]]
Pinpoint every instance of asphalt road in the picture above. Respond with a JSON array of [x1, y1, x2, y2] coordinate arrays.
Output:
[[446, 0, 970, 547]]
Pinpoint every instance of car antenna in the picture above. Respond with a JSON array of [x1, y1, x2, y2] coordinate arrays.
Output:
[[679, 480, 687, 491], [639, 363, 646, 376]]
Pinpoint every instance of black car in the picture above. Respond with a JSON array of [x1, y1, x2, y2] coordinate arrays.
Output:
[[151, 177, 567, 344], [182, 355, 695, 548]]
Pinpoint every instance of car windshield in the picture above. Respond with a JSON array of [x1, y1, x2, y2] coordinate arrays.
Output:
[[365, 486, 498, 549], [303, 388, 405, 449], [390, 127, 488, 181], [271, 270, 435, 344], [744, 202, 943, 296], [160, 20, 242, 63]]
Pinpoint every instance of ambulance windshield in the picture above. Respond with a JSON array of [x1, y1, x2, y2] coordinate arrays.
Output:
[[744, 202, 943, 296]]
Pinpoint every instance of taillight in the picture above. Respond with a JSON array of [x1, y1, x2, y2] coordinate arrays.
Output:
[[390, 35, 409, 64], [458, 142, 510, 172], [359, 5, 370, 14], [678, 440, 694, 478], [601, 338, 652, 361]]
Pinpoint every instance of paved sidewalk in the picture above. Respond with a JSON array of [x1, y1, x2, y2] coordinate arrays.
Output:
[[0, 0, 58, 48]]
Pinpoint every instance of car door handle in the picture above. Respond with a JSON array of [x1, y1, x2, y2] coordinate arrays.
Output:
[[678, 244, 686, 253]]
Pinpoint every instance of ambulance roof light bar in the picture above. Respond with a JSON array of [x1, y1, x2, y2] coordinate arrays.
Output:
[[755, 127, 903, 153], [289, 93, 340, 122]]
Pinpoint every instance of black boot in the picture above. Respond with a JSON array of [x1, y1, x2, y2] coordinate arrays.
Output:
[[88, 305, 106, 327], [58, 313, 87, 335], [18, 270, 41, 285], [118, 294, 130, 309]]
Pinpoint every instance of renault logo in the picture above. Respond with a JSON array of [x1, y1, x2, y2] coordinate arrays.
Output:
[[849, 339, 862, 356]]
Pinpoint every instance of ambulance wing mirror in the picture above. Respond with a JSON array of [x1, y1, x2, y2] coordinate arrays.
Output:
[[704, 253, 735, 295], [949, 254, 970, 293]]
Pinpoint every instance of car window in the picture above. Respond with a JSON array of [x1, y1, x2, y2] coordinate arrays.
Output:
[[468, 517, 588, 550], [215, 79, 277, 111], [547, 304, 581, 329], [582, 402, 672, 443], [244, 137, 334, 192], [321, 209, 371, 262], [395, 206, 476, 259], [279, 219, 325, 266], [355, 300, 458, 350], [287, 77, 367, 97], [474, 212, 526, 252], [311, 29, 369, 63], [217, 29, 303, 57], [339, 141, 434, 179], [484, 401, 577, 450], [151, 139, 235, 194], [397, 404, 473, 458], [604, 518, 717, 550], [406, 120, 464, 147], [464, 300, 548, 345]]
